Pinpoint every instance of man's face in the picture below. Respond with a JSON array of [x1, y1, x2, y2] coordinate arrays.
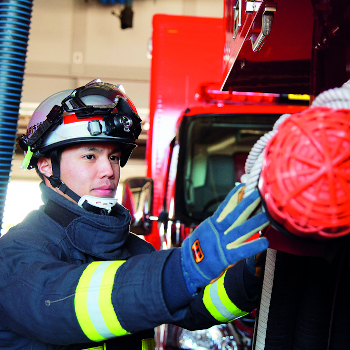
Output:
[[58, 141, 121, 199]]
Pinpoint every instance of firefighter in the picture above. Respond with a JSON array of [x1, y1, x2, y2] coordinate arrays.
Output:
[[0, 79, 269, 349]]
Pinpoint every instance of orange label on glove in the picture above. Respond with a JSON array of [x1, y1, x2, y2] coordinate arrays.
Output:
[[192, 239, 204, 263]]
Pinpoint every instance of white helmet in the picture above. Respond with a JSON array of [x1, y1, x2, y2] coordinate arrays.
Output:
[[20, 79, 142, 169]]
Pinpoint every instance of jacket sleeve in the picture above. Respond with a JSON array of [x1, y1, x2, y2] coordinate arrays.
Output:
[[0, 228, 190, 345], [173, 258, 263, 331], [0, 215, 262, 345]]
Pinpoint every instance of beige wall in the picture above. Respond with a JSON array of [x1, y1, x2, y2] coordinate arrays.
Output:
[[11, 0, 224, 182], [22, 0, 224, 111], [3, 0, 224, 231]]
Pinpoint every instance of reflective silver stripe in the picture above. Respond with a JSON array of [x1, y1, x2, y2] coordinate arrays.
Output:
[[210, 279, 238, 320], [87, 262, 115, 339], [75, 260, 128, 341], [203, 270, 248, 323]]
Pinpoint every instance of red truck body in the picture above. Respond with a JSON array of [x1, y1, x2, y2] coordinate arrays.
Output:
[[123, 1, 350, 347], [219, 2, 350, 349], [143, 13, 307, 251], [145, 14, 225, 249]]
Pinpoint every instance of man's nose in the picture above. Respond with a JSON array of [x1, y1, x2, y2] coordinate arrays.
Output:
[[99, 157, 115, 177]]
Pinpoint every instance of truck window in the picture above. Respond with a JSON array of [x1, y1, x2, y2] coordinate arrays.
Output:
[[181, 113, 279, 223]]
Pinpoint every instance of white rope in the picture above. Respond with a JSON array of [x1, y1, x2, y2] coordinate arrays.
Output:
[[311, 81, 350, 109], [242, 80, 350, 198], [254, 248, 277, 350], [242, 113, 290, 198]]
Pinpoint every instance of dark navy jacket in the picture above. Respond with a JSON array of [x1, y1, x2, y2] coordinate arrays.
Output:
[[0, 184, 178, 349], [0, 183, 258, 349]]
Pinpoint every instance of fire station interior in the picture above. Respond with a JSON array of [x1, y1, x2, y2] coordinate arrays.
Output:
[[3, 0, 224, 233], [2, 0, 350, 348]]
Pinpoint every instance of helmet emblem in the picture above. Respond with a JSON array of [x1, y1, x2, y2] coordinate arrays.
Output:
[[121, 115, 132, 132]]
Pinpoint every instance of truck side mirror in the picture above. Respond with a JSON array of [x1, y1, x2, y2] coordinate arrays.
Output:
[[121, 177, 153, 236]]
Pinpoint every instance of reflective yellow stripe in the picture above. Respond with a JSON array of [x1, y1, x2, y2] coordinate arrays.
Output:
[[75, 261, 128, 341], [83, 339, 154, 350], [83, 346, 105, 350], [142, 337, 155, 350], [203, 270, 248, 323]]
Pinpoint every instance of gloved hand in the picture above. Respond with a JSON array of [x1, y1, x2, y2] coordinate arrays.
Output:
[[181, 183, 269, 295]]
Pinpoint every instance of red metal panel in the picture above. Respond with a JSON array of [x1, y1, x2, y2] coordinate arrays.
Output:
[[146, 14, 225, 249], [222, 0, 314, 94], [223, 0, 263, 87]]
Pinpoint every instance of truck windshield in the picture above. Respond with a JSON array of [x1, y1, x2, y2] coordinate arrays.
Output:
[[182, 113, 279, 222]]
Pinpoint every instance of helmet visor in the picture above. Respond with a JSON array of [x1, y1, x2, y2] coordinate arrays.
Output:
[[61, 81, 128, 116]]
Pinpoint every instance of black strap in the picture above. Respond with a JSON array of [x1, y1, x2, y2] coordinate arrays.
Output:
[[18, 105, 63, 153], [47, 149, 63, 188], [58, 183, 81, 203], [47, 149, 81, 203], [44, 199, 79, 228]]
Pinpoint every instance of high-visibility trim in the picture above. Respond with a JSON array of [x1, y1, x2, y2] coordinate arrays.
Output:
[[142, 338, 155, 350], [75, 261, 129, 341], [203, 270, 248, 323], [83, 345, 106, 350]]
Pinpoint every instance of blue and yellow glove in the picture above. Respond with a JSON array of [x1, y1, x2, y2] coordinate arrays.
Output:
[[181, 183, 269, 295]]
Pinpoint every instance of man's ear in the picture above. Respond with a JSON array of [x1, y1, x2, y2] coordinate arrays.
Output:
[[37, 157, 53, 178]]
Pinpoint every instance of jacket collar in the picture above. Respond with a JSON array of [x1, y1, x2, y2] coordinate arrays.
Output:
[[41, 182, 132, 260]]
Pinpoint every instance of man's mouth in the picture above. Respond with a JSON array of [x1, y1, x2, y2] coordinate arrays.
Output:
[[93, 186, 116, 197]]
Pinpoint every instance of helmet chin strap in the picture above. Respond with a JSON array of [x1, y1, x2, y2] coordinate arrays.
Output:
[[46, 149, 117, 215]]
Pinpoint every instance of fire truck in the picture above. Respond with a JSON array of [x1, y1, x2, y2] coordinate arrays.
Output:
[[122, 1, 350, 349]]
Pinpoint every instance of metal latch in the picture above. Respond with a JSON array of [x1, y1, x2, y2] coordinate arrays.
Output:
[[251, 2, 277, 52]]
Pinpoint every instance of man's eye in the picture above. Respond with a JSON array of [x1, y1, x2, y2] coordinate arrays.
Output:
[[84, 154, 95, 160], [110, 155, 120, 162]]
